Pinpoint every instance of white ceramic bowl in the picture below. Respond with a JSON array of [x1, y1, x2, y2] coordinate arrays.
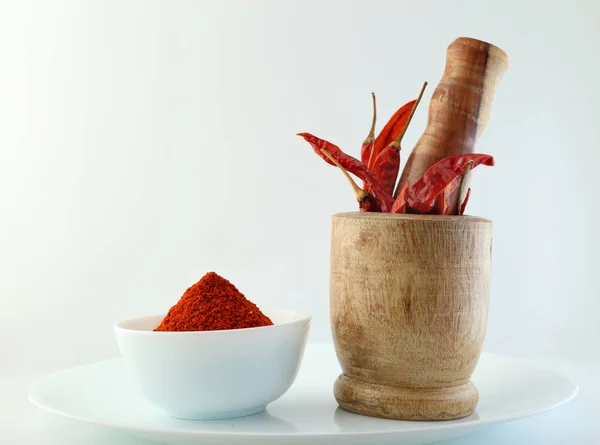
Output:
[[114, 308, 311, 420]]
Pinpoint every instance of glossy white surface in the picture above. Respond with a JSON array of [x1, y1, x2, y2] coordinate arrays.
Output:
[[29, 344, 577, 445], [113, 309, 310, 420]]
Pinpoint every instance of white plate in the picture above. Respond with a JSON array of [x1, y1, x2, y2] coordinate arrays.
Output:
[[29, 344, 577, 445]]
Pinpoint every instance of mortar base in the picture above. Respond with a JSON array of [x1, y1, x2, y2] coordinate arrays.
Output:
[[334, 373, 478, 421]]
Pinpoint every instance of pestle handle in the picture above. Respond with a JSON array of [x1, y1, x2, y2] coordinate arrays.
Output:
[[399, 37, 509, 198]]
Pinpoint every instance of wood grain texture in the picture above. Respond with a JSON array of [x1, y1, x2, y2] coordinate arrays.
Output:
[[330, 212, 492, 420], [398, 37, 508, 208]]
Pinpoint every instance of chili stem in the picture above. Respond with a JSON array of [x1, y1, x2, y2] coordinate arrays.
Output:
[[321, 148, 369, 202], [363, 92, 377, 145], [391, 81, 428, 149], [456, 160, 475, 214]]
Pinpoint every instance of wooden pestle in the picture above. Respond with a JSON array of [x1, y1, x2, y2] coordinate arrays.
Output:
[[398, 37, 508, 209]]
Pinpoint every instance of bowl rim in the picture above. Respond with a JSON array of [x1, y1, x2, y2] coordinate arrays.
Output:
[[113, 307, 312, 336]]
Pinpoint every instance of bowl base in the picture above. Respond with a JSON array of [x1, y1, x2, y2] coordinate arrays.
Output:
[[334, 374, 478, 421], [167, 405, 266, 421]]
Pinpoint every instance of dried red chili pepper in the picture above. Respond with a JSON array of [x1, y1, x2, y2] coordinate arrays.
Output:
[[371, 145, 400, 196], [372, 82, 428, 196], [430, 159, 474, 215], [298, 133, 393, 212], [359, 195, 382, 212], [455, 160, 474, 215], [431, 179, 455, 215], [408, 154, 494, 214], [320, 149, 381, 212], [391, 181, 409, 213], [297, 132, 340, 167], [360, 93, 377, 167], [459, 188, 472, 215], [367, 100, 415, 169]]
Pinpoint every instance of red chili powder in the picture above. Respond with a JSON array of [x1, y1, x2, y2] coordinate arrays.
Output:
[[154, 272, 273, 332]]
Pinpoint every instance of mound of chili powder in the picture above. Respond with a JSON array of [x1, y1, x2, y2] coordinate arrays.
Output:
[[154, 272, 273, 332]]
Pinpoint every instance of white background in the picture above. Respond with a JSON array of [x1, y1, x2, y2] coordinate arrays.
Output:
[[1, 0, 599, 376]]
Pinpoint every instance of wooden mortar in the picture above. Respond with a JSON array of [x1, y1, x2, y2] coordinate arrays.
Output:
[[330, 213, 491, 420], [398, 37, 508, 208]]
